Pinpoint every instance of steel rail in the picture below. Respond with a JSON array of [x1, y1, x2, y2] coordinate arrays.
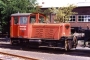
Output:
[[0, 52, 38, 60]]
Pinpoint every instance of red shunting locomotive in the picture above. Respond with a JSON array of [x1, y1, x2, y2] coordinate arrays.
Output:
[[10, 13, 77, 51]]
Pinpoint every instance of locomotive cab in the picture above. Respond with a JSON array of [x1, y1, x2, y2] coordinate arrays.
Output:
[[10, 13, 46, 38]]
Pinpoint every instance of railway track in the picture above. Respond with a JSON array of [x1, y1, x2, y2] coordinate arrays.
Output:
[[0, 52, 38, 60]]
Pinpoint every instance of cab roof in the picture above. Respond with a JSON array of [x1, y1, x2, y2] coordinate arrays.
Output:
[[11, 13, 32, 16]]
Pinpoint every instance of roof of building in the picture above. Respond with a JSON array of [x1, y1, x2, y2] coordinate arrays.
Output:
[[77, 2, 90, 7], [40, 2, 90, 8]]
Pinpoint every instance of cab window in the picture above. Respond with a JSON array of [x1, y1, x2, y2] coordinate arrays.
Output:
[[14, 17, 18, 24], [39, 16, 45, 23], [30, 15, 36, 23], [20, 17, 27, 24]]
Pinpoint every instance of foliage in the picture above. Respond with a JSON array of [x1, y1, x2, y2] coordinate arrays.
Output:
[[1, 0, 38, 15], [42, 9, 51, 18], [49, 4, 77, 23], [0, 0, 38, 33]]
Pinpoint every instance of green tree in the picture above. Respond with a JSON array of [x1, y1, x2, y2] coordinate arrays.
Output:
[[49, 4, 77, 23], [0, 0, 38, 34]]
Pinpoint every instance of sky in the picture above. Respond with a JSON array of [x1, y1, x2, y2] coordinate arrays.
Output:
[[37, 0, 90, 7]]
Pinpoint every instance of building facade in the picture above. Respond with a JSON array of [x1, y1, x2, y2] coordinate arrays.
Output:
[[71, 6, 90, 29], [41, 6, 90, 31]]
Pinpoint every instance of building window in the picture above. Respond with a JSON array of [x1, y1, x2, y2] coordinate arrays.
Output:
[[69, 15, 76, 22], [78, 15, 90, 22]]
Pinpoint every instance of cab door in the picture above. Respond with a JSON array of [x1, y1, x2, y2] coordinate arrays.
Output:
[[19, 16, 28, 38], [13, 16, 19, 37]]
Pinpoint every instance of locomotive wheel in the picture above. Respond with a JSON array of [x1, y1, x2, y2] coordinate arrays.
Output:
[[73, 36, 78, 48], [65, 39, 72, 51]]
